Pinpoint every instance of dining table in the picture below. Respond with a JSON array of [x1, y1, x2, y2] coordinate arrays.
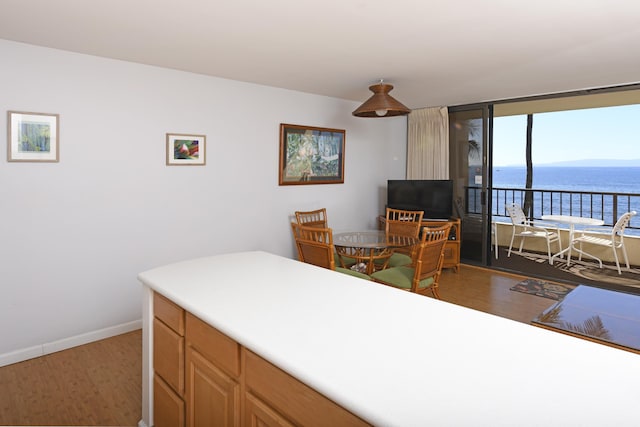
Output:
[[333, 230, 418, 275], [541, 214, 605, 265]]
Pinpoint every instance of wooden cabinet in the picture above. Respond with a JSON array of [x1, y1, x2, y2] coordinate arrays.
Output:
[[153, 292, 186, 427], [153, 297, 370, 427], [185, 313, 240, 426], [378, 216, 461, 272], [243, 349, 368, 427], [154, 374, 185, 427]]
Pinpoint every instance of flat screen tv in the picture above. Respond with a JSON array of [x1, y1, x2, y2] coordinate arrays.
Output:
[[387, 179, 454, 220]]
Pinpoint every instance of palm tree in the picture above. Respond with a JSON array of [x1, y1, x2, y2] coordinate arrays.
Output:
[[523, 114, 534, 218]]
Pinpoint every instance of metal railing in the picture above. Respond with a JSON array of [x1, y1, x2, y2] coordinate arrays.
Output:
[[465, 186, 640, 231]]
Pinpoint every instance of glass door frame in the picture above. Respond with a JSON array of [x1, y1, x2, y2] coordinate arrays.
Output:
[[448, 103, 494, 266]]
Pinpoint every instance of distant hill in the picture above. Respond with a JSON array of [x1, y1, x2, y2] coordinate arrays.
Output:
[[537, 159, 640, 167]]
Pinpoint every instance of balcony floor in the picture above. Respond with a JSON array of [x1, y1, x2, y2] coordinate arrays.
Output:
[[490, 247, 640, 295]]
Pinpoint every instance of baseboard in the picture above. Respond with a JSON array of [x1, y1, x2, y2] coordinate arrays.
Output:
[[0, 319, 142, 367], [138, 420, 149, 427]]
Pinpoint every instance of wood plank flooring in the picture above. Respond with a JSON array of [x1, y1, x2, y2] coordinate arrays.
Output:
[[0, 265, 556, 425], [0, 329, 141, 426], [439, 264, 557, 324]]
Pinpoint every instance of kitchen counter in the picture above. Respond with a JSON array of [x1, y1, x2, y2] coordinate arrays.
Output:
[[139, 251, 640, 426]]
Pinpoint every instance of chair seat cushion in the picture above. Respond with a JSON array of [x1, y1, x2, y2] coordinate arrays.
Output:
[[336, 267, 371, 280], [335, 251, 357, 267], [370, 266, 434, 290], [385, 252, 412, 268]]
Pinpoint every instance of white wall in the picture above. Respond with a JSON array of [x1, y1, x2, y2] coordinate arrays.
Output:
[[0, 40, 407, 362]]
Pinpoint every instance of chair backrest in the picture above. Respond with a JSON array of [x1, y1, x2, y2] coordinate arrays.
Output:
[[506, 203, 527, 225], [613, 211, 637, 237], [385, 207, 424, 237], [290, 222, 335, 270], [412, 224, 451, 287], [295, 208, 328, 228]]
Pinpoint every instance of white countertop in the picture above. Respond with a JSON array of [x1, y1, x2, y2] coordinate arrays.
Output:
[[138, 251, 640, 426]]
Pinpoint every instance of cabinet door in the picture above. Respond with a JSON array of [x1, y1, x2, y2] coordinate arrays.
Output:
[[244, 392, 295, 427], [154, 374, 185, 427], [186, 347, 240, 427], [154, 318, 185, 395]]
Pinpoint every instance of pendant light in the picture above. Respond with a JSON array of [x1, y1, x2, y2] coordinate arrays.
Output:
[[352, 80, 410, 118]]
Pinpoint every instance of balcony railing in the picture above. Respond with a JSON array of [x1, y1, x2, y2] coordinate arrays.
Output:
[[465, 186, 640, 232]]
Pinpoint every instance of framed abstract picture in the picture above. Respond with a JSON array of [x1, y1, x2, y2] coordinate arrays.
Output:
[[166, 133, 206, 166], [7, 111, 60, 162], [278, 123, 345, 185]]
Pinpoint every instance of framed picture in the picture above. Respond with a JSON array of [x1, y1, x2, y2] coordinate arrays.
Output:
[[166, 133, 206, 166], [279, 123, 345, 185], [7, 111, 59, 162]]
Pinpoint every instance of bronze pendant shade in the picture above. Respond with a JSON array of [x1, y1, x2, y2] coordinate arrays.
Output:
[[352, 82, 410, 118]]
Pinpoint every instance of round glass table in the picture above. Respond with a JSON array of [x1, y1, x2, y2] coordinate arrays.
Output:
[[333, 231, 418, 274]]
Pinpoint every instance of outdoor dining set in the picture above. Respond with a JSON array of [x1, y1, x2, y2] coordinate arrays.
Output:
[[504, 202, 637, 275]]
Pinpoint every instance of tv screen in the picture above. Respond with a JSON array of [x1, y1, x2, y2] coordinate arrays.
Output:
[[387, 179, 453, 219]]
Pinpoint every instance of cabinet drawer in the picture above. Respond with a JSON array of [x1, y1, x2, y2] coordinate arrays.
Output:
[[154, 318, 184, 395], [186, 313, 240, 378], [245, 391, 295, 427], [243, 349, 370, 427], [154, 292, 185, 335], [154, 374, 185, 427]]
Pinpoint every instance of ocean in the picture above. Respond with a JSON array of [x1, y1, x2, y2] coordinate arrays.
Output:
[[489, 166, 640, 232], [493, 166, 640, 194]]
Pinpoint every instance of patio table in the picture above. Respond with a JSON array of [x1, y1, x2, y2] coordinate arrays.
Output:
[[541, 214, 604, 265]]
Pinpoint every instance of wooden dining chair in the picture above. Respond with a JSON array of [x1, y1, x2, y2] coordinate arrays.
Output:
[[294, 208, 328, 228], [294, 208, 356, 268], [370, 223, 451, 299], [290, 223, 371, 280], [382, 207, 424, 268]]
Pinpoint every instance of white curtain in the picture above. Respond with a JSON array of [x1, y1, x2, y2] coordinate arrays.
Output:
[[407, 107, 449, 179]]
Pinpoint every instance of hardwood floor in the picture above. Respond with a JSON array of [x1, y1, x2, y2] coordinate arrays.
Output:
[[0, 329, 141, 426], [0, 265, 555, 426], [438, 264, 558, 324]]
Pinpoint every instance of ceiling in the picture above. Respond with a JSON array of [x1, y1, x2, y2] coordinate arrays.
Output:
[[1, 0, 640, 110]]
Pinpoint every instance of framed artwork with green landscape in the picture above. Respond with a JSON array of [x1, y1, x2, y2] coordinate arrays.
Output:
[[279, 123, 345, 185], [166, 133, 206, 165], [8, 111, 59, 162]]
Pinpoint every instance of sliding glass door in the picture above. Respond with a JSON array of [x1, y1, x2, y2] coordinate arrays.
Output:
[[448, 105, 493, 265]]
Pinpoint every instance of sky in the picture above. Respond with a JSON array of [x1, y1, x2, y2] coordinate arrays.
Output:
[[492, 104, 640, 167]]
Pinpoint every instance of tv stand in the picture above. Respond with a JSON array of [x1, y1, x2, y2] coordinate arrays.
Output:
[[378, 216, 460, 272]]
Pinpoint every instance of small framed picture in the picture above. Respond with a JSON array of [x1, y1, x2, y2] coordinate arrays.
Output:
[[279, 123, 345, 185], [166, 133, 206, 166], [7, 111, 60, 162]]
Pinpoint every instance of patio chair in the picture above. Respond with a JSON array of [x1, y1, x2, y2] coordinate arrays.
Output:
[[491, 220, 498, 259], [570, 211, 637, 274], [370, 223, 451, 299], [290, 222, 371, 280], [506, 203, 562, 264]]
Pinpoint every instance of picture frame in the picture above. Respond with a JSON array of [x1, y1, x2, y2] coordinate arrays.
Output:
[[279, 123, 345, 185], [166, 133, 206, 166], [7, 111, 60, 162]]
